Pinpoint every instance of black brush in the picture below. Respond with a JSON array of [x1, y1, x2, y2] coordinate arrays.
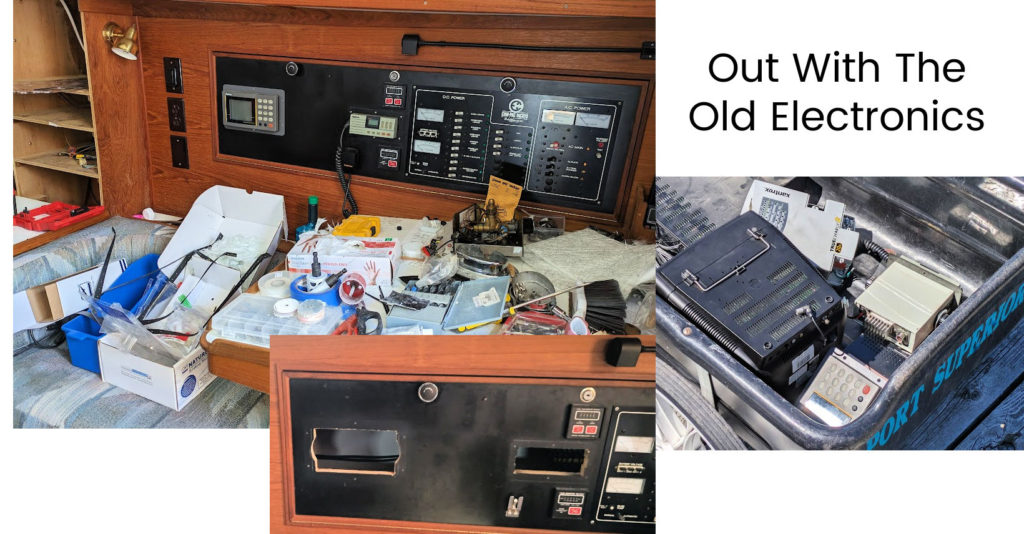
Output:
[[583, 279, 627, 334]]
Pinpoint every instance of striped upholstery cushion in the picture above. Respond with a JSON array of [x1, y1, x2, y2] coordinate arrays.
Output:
[[13, 216, 268, 428]]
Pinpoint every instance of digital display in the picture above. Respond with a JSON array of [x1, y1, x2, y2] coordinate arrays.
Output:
[[226, 97, 255, 124], [413, 139, 442, 155], [366, 115, 381, 129], [416, 107, 445, 122], [806, 392, 852, 427], [575, 112, 612, 129]]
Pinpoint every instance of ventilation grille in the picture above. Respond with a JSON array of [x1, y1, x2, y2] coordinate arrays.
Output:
[[656, 185, 716, 247]]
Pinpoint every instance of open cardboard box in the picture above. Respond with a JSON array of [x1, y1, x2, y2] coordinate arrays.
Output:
[[17, 259, 127, 327], [97, 186, 286, 408], [98, 333, 212, 411]]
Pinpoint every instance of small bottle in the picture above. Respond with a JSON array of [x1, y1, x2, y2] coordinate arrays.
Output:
[[296, 195, 319, 240]]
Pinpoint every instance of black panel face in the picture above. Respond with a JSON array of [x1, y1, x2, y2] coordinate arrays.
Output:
[[215, 55, 641, 213], [289, 378, 654, 533]]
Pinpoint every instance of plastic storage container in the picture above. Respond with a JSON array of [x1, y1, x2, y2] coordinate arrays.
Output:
[[208, 294, 346, 348], [62, 254, 161, 373]]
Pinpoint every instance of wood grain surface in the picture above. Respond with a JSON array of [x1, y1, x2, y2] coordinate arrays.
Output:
[[81, 10, 152, 215], [80, 1, 655, 238]]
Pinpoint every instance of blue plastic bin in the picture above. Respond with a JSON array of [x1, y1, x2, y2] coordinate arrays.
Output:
[[62, 254, 161, 373]]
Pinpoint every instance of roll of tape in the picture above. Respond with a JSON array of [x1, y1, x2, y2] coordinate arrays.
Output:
[[259, 271, 297, 298], [297, 299, 327, 324], [274, 298, 300, 318]]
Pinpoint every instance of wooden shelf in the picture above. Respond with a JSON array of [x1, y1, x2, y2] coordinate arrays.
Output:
[[14, 76, 90, 96], [13, 211, 111, 257], [15, 151, 99, 179], [13, 106, 94, 132]]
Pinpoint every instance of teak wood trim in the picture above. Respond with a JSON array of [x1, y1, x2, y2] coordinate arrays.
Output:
[[132, 0, 655, 19], [13, 212, 113, 256], [269, 335, 654, 533]]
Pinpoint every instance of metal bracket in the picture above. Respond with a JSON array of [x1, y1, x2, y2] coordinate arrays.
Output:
[[683, 227, 771, 292]]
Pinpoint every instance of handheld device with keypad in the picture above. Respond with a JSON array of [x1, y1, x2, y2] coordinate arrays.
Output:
[[799, 349, 888, 427]]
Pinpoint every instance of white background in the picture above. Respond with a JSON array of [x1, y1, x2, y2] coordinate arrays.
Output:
[[659, 0, 1024, 176], [2, 1, 1023, 533]]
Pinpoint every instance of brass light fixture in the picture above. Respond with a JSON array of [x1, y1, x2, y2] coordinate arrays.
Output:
[[102, 22, 139, 60]]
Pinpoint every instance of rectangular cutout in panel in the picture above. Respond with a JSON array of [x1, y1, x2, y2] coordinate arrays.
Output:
[[513, 447, 587, 476], [170, 136, 189, 169], [311, 428, 400, 475]]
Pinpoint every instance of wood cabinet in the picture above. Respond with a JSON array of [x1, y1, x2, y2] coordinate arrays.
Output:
[[13, 0, 101, 207]]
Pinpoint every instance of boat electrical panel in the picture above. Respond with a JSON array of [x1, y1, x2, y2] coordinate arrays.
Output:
[[215, 54, 642, 213]]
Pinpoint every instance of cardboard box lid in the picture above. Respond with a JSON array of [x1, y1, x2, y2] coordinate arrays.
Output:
[[159, 185, 287, 282]]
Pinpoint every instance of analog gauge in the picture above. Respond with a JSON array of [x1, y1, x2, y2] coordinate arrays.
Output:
[[574, 112, 612, 129], [542, 109, 576, 125], [416, 107, 445, 122], [413, 139, 442, 155]]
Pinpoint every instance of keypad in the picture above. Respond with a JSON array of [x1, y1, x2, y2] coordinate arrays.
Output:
[[256, 97, 276, 128], [816, 357, 875, 416]]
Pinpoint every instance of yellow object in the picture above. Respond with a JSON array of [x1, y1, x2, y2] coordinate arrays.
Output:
[[333, 215, 382, 237], [485, 176, 523, 222], [102, 22, 139, 60]]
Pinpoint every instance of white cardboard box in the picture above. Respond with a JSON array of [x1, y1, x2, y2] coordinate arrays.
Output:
[[23, 259, 128, 323], [287, 235, 400, 293], [95, 186, 285, 408], [159, 185, 287, 295], [98, 334, 213, 411]]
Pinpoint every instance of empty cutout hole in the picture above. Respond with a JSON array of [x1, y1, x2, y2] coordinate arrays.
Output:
[[513, 447, 588, 476], [311, 428, 400, 475]]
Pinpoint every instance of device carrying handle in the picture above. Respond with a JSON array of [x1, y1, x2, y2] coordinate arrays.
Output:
[[681, 227, 771, 292]]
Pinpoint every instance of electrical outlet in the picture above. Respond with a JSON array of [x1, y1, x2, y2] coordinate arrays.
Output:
[[167, 97, 186, 132]]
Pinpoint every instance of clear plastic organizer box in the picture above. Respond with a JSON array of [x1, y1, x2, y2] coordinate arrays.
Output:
[[208, 294, 345, 347]]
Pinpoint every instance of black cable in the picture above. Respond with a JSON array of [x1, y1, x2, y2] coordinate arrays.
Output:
[[404, 34, 652, 58], [863, 240, 889, 264], [335, 122, 358, 218], [138, 252, 236, 325], [421, 40, 643, 53], [13, 315, 79, 357]]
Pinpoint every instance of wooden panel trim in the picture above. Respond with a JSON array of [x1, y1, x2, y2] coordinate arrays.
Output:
[[81, 10, 152, 215], [14, 212, 112, 256], [146, 0, 655, 19], [269, 335, 655, 379]]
